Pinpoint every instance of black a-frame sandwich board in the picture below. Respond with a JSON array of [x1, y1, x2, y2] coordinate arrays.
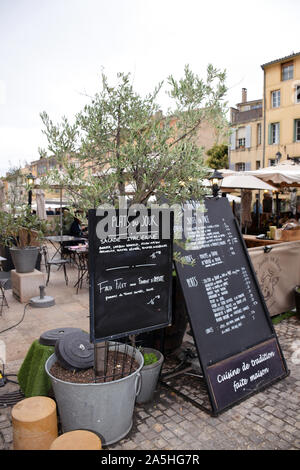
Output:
[[88, 208, 173, 343], [173, 197, 289, 416]]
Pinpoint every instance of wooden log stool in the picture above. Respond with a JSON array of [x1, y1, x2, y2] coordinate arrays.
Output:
[[49, 430, 102, 450], [12, 396, 58, 450]]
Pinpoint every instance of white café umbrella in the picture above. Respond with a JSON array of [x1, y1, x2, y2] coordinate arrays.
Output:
[[202, 173, 276, 231], [220, 174, 277, 191], [35, 189, 47, 220], [221, 175, 276, 230], [244, 160, 300, 187], [202, 174, 276, 191]]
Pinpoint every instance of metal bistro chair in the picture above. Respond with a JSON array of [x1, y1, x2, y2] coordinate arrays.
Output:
[[75, 250, 89, 294], [42, 245, 69, 286]]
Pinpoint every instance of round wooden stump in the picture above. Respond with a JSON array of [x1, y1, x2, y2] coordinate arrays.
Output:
[[49, 430, 102, 450], [12, 396, 58, 450]]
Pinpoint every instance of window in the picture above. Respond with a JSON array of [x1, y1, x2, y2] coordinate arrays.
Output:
[[236, 127, 246, 149], [257, 123, 262, 145], [295, 120, 300, 142], [256, 160, 261, 170], [235, 162, 245, 172], [37, 164, 47, 175], [271, 90, 281, 108], [269, 123, 280, 145], [237, 138, 246, 148], [269, 159, 276, 167], [282, 62, 294, 81], [296, 85, 300, 104]]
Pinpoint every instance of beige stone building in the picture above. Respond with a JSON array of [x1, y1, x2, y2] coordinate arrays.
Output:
[[229, 52, 300, 170], [262, 52, 300, 166], [229, 88, 263, 171]]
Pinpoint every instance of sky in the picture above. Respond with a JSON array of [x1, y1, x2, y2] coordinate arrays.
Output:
[[0, 0, 300, 176]]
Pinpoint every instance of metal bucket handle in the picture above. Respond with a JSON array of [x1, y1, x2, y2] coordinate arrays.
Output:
[[134, 372, 142, 396]]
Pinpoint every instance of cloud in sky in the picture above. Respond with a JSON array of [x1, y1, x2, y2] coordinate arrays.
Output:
[[0, 0, 299, 175]]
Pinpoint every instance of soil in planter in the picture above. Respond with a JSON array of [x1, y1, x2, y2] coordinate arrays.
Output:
[[50, 351, 139, 384]]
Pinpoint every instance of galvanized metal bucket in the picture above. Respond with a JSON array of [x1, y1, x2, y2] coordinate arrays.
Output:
[[45, 343, 143, 446], [10, 246, 39, 273], [136, 347, 164, 404]]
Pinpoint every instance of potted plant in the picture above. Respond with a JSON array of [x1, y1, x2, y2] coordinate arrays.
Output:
[[0, 206, 49, 273], [39, 65, 227, 441], [45, 340, 144, 446], [136, 347, 164, 404]]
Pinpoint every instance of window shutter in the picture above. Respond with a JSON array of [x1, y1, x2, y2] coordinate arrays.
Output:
[[229, 162, 235, 171], [230, 129, 236, 150], [294, 120, 297, 142], [245, 161, 252, 171], [245, 125, 251, 148], [268, 124, 272, 145]]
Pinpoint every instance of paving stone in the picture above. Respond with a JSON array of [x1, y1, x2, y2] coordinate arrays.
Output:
[[0, 296, 299, 451]]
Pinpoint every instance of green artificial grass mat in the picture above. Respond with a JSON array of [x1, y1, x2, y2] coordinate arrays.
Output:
[[17, 340, 54, 398], [271, 311, 297, 325]]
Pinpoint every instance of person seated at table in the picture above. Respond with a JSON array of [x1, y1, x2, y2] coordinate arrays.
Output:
[[263, 192, 272, 213], [46, 207, 54, 215], [69, 217, 86, 238]]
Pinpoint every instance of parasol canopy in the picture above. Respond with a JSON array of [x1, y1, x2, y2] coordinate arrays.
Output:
[[35, 189, 47, 220], [202, 173, 276, 191], [244, 160, 300, 187], [220, 174, 276, 191]]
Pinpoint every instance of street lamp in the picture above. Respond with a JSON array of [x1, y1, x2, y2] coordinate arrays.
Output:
[[26, 172, 36, 207], [209, 169, 224, 198]]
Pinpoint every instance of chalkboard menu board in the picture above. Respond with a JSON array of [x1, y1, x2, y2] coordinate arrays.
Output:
[[88, 208, 173, 343], [174, 197, 288, 414]]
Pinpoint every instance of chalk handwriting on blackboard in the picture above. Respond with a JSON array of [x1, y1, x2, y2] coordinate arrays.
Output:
[[175, 198, 288, 414], [89, 208, 173, 342]]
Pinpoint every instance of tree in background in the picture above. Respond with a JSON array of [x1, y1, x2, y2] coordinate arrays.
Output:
[[3, 165, 28, 214], [206, 143, 229, 170], [39, 64, 228, 208]]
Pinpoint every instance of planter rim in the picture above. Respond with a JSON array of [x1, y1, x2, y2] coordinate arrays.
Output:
[[45, 345, 144, 387], [141, 347, 164, 370], [10, 246, 39, 250]]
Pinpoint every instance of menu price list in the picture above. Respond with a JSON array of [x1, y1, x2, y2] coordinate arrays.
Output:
[[175, 198, 276, 365]]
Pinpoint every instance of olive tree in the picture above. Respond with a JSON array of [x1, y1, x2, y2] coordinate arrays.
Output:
[[39, 64, 228, 209]]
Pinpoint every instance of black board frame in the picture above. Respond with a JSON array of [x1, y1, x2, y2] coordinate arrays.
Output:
[[172, 197, 289, 416], [88, 208, 174, 344]]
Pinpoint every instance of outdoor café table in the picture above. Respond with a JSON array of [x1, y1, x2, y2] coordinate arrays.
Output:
[[44, 235, 87, 259], [243, 235, 284, 249], [66, 246, 89, 293]]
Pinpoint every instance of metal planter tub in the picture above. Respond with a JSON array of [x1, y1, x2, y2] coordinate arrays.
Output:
[[45, 343, 144, 446], [136, 347, 164, 404], [10, 246, 39, 273]]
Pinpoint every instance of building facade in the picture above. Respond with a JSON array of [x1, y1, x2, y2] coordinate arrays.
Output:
[[262, 52, 300, 166], [229, 52, 300, 170], [28, 156, 62, 203], [229, 88, 263, 171]]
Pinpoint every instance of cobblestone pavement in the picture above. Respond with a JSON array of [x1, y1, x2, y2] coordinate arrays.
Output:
[[0, 316, 299, 450]]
